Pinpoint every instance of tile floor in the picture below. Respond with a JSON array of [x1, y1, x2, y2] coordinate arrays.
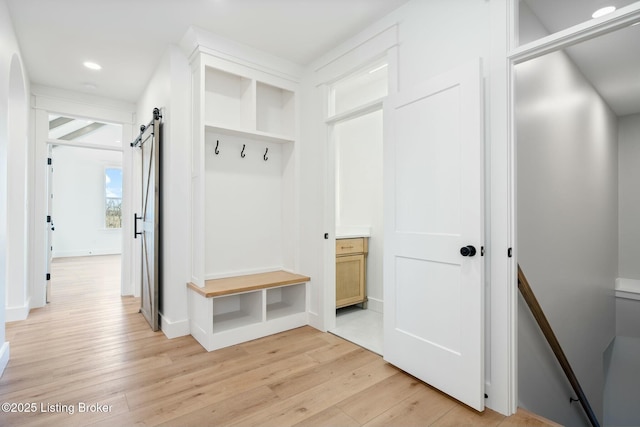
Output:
[[331, 305, 383, 355]]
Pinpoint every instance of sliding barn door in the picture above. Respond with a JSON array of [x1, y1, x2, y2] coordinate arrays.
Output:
[[134, 111, 161, 331], [383, 60, 485, 411]]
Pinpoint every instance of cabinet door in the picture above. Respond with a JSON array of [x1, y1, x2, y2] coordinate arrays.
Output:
[[336, 254, 365, 308]]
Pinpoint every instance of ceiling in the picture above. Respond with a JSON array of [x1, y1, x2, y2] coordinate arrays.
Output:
[[522, 0, 640, 116], [6, 0, 410, 103], [6, 0, 640, 115]]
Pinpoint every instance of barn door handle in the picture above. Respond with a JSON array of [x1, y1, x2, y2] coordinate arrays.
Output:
[[134, 213, 143, 239], [460, 245, 476, 257]]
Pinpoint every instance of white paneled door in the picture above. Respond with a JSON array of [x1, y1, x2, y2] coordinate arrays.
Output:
[[383, 59, 485, 411]]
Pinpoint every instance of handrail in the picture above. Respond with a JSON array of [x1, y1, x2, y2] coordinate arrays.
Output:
[[517, 264, 600, 427]]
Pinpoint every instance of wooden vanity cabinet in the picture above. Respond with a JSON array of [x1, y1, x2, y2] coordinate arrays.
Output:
[[336, 237, 368, 308]]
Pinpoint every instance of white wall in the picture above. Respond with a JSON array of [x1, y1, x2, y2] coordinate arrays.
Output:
[[617, 113, 640, 339], [335, 110, 383, 310], [0, 0, 31, 373], [618, 113, 640, 280], [136, 45, 192, 339], [51, 146, 122, 257], [516, 7, 618, 426]]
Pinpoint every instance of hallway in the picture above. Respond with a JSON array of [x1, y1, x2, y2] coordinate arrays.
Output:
[[1, 256, 558, 426]]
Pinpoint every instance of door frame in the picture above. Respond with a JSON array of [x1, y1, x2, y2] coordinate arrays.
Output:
[[32, 92, 136, 308], [319, 39, 399, 334]]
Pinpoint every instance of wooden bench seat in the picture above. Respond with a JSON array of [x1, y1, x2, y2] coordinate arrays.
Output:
[[187, 270, 311, 298]]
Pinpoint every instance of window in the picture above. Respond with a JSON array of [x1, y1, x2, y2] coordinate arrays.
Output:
[[105, 167, 122, 228]]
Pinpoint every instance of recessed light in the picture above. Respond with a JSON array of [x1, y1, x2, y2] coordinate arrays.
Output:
[[83, 61, 102, 70], [592, 6, 616, 19]]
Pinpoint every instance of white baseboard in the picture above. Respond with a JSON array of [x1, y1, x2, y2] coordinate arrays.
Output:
[[53, 250, 122, 258], [5, 302, 30, 322], [367, 297, 384, 314], [160, 313, 190, 339], [0, 342, 10, 377]]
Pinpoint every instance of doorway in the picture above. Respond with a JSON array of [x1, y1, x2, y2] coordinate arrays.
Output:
[[46, 114, 125, 301], [514, 3, 640, 425], [327, 59, 387, 354]]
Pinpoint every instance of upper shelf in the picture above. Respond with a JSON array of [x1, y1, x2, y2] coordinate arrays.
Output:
[[204, 67, 295, 141], [205, 123, 294, 144]]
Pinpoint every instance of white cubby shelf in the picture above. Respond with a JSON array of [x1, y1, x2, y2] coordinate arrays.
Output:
[[187, 271, 310, 351], [203, 66, 295, 141]]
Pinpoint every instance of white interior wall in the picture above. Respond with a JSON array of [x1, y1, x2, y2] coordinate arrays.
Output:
[[51, 145, 122, 258], [5, 54, 29, 322], [617, 113, 640, 339], [205, 134, 286, 277], [0, 0, 30, 373], [136, 44, 191, 338], [618, 113, 640, 280], [516, 6, 618, 426], [335, 110, 383, 311]]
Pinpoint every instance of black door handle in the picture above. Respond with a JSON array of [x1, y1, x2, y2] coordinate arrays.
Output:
[[134, 213, 143, 239], [460, 245, 476, 257]]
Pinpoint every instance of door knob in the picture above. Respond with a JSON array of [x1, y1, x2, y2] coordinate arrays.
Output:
[[460, 245, 476, 257]]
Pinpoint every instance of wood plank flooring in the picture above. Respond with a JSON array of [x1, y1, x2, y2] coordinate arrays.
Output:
[[1, 255, 561, 426]]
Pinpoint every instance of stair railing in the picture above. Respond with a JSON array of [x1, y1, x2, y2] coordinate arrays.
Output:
[[517, 264, 600, 427]]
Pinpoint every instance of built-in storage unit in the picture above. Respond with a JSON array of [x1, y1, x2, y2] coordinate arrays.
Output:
[[188, 271, 309, 351], [336, 237, 368, 308], [186, 38, 307, 351]]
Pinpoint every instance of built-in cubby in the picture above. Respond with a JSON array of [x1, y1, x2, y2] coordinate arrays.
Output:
[[204, 67, 254, 131], [211, 291, 262, 333], [187, 46, 307, 352], [187, 271, 310, 351], [266, 283, 306, 321], [256, 81, 294, 137]]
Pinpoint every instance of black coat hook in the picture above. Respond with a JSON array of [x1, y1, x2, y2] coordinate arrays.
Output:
[[264, 147, 269, 161], [241, 144, 246, 158], [215, 140, 220, 155]]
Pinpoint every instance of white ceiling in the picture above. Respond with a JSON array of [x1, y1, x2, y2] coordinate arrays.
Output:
[[6, 0, 640, 115], [6, 0, 410, 103], [523, 0, 640, 116]]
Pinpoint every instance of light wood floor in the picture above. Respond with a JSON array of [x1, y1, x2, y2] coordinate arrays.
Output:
[[2, 255, 561, 427]]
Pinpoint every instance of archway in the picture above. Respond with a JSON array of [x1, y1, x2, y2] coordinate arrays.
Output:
[[5, 53, 29, 321]]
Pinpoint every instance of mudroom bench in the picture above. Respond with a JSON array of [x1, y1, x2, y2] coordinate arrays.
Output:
[[187, 271, 310, 351]]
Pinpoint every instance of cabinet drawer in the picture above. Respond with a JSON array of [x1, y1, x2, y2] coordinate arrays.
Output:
[[336, 238, 365, 255]]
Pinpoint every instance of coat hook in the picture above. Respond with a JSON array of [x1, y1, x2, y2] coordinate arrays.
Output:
[[215, 140, 220, 155], [241, 144, 246, 158], [264, 147, 269, 161]]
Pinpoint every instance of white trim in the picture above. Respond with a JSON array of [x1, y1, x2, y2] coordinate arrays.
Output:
[[47, 139, 123, 152], [0, 342, 10, 377], [615, 278, 640, 301], [32, 93, 136, 308], [5, 299, 29, 322], [52, 250, 122, 258], [366, 297, 383, 314], [325, 98, 384, 125], [487, 0, 517, 416], [509, 3, 640, 64], [180, 26, 303, 83], [318, 40, 396, 339], [160, 313, 190, 338], [313, 24, 398, 87]]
